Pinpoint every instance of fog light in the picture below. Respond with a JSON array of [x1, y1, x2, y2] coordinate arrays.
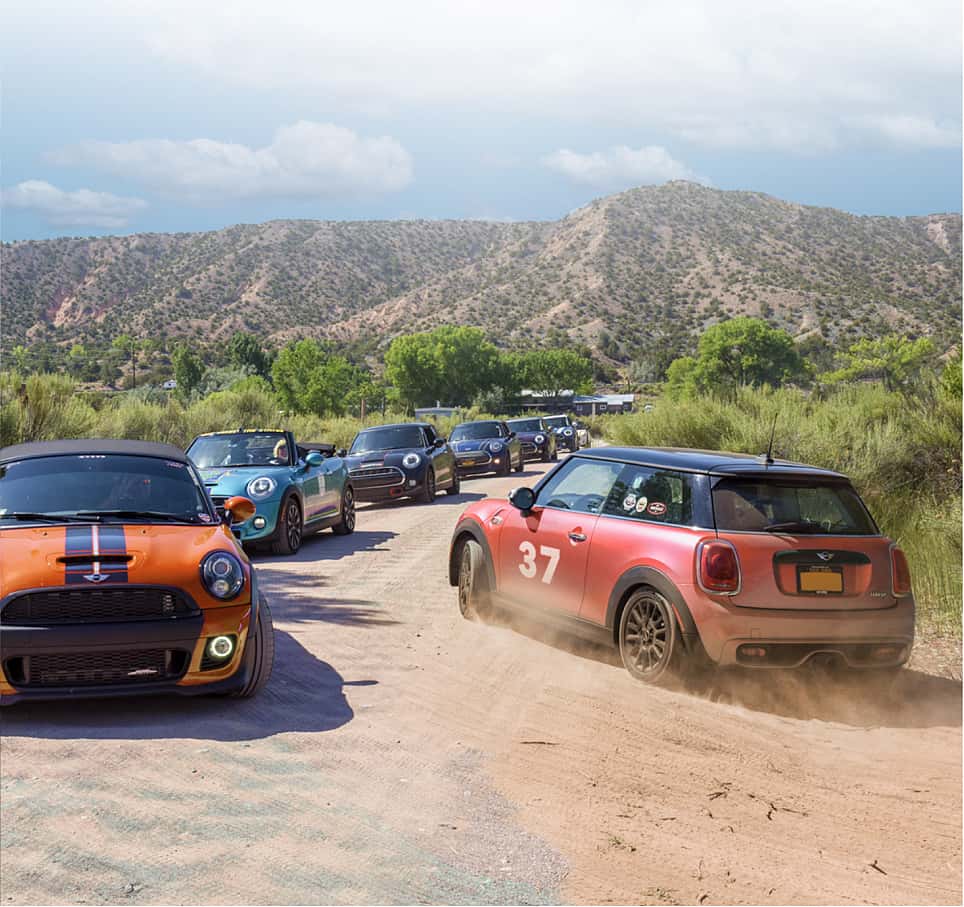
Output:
[[408, 479, 417, 487], [493, 458, 502, 464], [207, 635, 235, 660], [253, 516, 267, 530], [740, 645, 768, 658]]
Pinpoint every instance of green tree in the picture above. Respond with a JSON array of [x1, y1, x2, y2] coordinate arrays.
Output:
[[664, 355, 699, 400], [518, 348, 593, 399], [940, 351, 962, 401], [172, 343, 205, 400], [825, 335, 936, 393], [272, 339, 359, 416], [227, 332, 271, 377]]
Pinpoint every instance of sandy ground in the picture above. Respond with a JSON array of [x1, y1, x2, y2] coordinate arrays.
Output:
[[1, 461, 961, 905]]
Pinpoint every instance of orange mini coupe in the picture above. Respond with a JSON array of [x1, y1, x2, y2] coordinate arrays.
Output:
[[0, 440, 274, 704]]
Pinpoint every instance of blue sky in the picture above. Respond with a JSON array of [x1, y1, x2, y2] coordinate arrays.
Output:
[[3, 0, 961, 241]]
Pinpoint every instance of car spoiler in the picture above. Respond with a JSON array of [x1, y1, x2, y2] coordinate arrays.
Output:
[[299, 442, 337, 458]]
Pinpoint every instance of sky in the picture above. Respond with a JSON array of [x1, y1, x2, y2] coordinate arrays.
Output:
[[2, 0, 961, 241]]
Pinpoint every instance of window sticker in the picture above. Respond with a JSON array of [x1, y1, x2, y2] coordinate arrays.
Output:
[[198, 513, 212, 523], [647, 501, 667, 516], [622, 494, 637, 511], [635, 496, 649, 513]]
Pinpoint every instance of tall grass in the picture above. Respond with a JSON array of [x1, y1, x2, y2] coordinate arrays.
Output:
[[601, 384, 962, 635]]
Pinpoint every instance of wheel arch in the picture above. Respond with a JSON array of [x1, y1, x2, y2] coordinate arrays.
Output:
[[448, 519, 497, 591], [606, 566, 699, 649]]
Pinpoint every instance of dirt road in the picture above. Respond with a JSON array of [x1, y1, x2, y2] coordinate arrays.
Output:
[[2, 462, 961, 905]]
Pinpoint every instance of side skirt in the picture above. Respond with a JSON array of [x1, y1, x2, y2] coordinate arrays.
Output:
[[489, 593, 615, 648]]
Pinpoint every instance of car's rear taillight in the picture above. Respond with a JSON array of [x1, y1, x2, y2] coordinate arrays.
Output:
[[891, 545, 912, 597], [698, 540, 741, 594]]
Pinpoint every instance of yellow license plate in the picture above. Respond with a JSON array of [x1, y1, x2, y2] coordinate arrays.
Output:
[[798, 567, 843, 593]]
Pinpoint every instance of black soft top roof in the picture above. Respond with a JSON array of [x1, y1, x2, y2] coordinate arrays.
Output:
[[0, 439, 190, 464], [575, 446, 847, 479]]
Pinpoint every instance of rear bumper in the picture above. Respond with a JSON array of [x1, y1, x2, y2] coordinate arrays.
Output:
[[681, 585, 916, 668], [0, 603, 252, 703]]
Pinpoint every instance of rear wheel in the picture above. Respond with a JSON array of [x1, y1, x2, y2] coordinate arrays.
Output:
[[232, 595, 275, 697], [332, 486, 356, 535], [419, 468, 437, 503], [446, 469, 461, 496], [457, 539, 491, 620], [271, 496, 303, 555], [618, 588, 681, 685]]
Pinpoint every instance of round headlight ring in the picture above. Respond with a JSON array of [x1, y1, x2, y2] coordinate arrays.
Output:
[[246, 476, 277, 499], [207, 635, 236, 659], [402, 452, 421, 469], [535, 434, 546, 444], [201, 551, 245, 601], [490, 441, 504, 452], [564, 428, 573, 435]]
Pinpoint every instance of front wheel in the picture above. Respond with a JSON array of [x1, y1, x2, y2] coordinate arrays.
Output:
[[618, 588, 681, 685], [513, 451, 525, 473], [457, 539, 491, 620], [332, 486, 356, 535], [232, 595, 275, 698], [271, 496, 303, 555], [419, 468, 437, 503]]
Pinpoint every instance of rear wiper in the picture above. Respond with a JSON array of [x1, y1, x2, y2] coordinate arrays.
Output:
[[763, 520, 818, 533], [1, 512, 102, 523], [75, 510, 200, 524]]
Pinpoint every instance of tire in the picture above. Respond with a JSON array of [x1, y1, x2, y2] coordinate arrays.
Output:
[[618, 587, 682, 686], [457, 538, 491, 620], [418, 468, 437, 503], [446, 469, 461, 496], [233, 595, 275, 698], [513, 450, 525, 473], [331, 485, 356, 535], [550, 445, 558, 462], [271, 495, 303, 555], [499, 453, 511, 477]]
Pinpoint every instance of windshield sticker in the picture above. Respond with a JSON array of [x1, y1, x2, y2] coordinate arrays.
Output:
[[165, 461, 186, 469], [647, 501, 667, 516], [622, 494, 637, 511], [635, 496, 648, 513], [198, 513, 212, 523]]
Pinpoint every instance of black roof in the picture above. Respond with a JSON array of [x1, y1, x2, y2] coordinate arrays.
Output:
[[574, 446, 847, 479], [453, 419, 502, 427], [355, 422, 431, 432], [0, 439, 190, 464]]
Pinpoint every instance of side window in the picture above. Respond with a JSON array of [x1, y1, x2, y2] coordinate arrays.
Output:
[[422, 425, 436, 445], [536, 458, 624, 515], [602, 465, 694, 525]]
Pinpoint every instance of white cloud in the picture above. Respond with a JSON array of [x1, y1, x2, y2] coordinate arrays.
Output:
[[854, 115, 961, 149], [1, 180, 147, 227], [543, 145, 702, 188], [49, 121, 413, 202], [60, 0, 961, 154]]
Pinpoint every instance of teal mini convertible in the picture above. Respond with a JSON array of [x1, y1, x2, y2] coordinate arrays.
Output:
[[187, 430, 355, 555]]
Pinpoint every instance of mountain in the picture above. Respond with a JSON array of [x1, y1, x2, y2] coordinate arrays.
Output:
[[3, 182, 960, 361]]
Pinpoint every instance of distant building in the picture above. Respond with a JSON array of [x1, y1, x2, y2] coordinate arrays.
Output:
[[162, 379, 178, 391], [518, 390, 636, 415], [414, 405, 461, 420]]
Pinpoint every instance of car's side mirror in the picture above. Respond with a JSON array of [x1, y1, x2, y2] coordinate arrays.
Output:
[[508, 431, 516, 438], [223, 495, 256, 525], [337, 448, 348, 458], [435, 438, 446, 448], [508, 487, 537, 514], [305, 451, 324, 467]]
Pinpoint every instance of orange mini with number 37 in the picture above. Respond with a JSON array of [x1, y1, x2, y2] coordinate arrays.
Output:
[[0, 440, 274, 704], [449, 447, 914, 684]]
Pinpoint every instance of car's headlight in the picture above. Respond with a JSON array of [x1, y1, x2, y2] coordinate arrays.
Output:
[[489, 441, 504, 452], [564, 428, 573, 435], [246, 476, 277, 499], [535, 434, 545, 444], [200, 551, 245, 600], [402, 452, 421, 469]]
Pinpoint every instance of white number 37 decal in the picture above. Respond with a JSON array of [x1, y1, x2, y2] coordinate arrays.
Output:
[[518, 542, 561, 584]]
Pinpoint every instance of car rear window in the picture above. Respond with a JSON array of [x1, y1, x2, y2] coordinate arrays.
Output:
[[712, 477, 878, 535]]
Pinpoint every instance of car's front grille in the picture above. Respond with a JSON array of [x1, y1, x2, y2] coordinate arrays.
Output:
[[521, 442, 538, 455], [456, 452, 492, 464], [1, 588, 197, 625], [349, 466, 405, 487], [3, 648, 191, 688]]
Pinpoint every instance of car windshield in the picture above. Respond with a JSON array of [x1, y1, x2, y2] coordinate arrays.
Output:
[[351, 425, 425, 454], [543, 416, 570, 428], [712, 477, 878, 535], [188, 432, 290, 468], [508, 418, 544, 432], [0, 455, 211, 523], [450, 422, 502, 441]]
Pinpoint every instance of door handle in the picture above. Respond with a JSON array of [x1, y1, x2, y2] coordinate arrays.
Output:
[[568, 531, 587, 542]]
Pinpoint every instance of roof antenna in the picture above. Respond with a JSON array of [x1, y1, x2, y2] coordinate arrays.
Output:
[[760, 413, 777, 466]]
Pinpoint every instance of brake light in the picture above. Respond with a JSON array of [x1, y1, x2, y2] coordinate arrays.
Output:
[[698, 540, 741, 594], [891, 546, 912, 597]]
